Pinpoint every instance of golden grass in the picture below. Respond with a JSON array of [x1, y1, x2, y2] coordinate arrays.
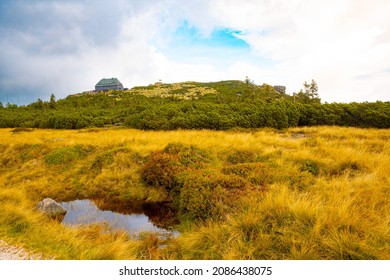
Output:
[[0, 126, 389, 259]]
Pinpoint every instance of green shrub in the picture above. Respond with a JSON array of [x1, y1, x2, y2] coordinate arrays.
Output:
[[221, 162, 260, 177], [141, 144, 265, 220], [221, 162, 266, 186], [163, 143, 211, 168], [175, 169, 250, 220], [45, 145, 93, 165], [226, 150, 261, 164], [141, 143, 211, 190], [175, 170, 225, 220]]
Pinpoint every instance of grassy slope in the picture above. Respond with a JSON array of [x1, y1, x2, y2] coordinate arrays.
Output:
[[0, 126, 389, 259]]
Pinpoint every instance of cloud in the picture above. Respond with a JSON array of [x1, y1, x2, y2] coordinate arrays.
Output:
[[220, 0, 390, 102], [0, 0, 389, 105], [0, 0, 125, 103]]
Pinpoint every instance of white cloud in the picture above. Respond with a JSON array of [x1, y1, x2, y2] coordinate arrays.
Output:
[[1, 0, 389, 104], [212, 0, 390, 102]]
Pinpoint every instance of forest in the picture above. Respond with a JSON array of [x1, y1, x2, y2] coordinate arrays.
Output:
[[0, 80, 389, 130]]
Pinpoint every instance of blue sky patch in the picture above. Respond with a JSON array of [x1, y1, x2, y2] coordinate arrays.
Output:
[[173, 20, 250, 49], [161, 20, 252, 68]]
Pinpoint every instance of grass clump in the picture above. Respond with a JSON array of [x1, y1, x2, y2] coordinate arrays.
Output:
[[226, 149, 263, 164], [45, 145, 93, 165], [174, 169, 248, 220], [221, 162, 266, 186], [328, 160, 363, 177], [141, 143, 212, 190], [300, 160, 320, 176], [163, 143, 211, 166], [90, 147, 135, 173], [141, 143, 262, 220]]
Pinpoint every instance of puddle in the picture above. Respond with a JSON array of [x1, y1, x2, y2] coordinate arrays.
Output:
[[60, 199, 178, 238]]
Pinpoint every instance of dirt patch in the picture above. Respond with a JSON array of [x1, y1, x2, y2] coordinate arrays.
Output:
[[0, 240, 48, 260]]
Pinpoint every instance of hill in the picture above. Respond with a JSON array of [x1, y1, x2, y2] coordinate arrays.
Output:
[[0, 80, 389, 129]]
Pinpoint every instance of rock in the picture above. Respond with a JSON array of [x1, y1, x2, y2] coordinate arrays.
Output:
[[37, 198, 67, 219]]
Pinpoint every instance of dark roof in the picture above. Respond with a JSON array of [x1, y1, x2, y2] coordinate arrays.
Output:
[[95, 78, 122, 87]]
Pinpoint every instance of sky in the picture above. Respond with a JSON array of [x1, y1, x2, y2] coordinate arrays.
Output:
[[0, 0, 389, 105]]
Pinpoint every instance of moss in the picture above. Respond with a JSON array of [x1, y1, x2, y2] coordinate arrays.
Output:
[[45, 145, 93, 165]]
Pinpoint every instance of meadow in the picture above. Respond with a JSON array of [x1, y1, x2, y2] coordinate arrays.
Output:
[[0, 126, 389, 259]]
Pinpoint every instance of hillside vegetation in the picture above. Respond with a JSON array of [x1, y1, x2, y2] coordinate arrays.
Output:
[[1, 80, 389, 129], [0, 126, 389, 259]]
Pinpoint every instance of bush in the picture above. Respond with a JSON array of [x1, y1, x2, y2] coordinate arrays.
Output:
[[175, 169, 248, 220], [141, 152, 182, 190], [141, 143, 212, 190], [141, 144, 262, 220], [226, 150, 261, 164], [45, 145, 93, 165], [163, 143, 211, 168], [221, 162, 266, 186]]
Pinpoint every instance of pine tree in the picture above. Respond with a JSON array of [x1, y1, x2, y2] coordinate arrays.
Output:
[[49, 94, 56, 109]]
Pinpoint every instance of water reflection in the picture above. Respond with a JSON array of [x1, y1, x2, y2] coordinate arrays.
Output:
[[60, 200, 178, 238]]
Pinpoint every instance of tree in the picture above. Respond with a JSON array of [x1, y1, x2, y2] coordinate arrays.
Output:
[[304, 79, 319, 100], [294, 79, 321, 104], [0, 101, 3, 109], [244, 76, 256, 96], [245, 76, 251, 85], [6, 102, 18, 109], [49, 93, 56, 109], [33, 98, 44, 110]]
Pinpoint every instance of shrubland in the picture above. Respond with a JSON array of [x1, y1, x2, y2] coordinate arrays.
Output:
[[0, 80, 389, 129], [0, 126, 389, 259]]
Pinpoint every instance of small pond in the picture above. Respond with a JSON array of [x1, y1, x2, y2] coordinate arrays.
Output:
[[60, 199, 179, 238]]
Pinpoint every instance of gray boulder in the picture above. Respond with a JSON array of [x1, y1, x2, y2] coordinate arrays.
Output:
[[37, 198, 67, 219]]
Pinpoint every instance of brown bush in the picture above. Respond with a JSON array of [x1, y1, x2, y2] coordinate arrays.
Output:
[[141, 143, 212, 190], [141, 152, 182, 190], [141, 144, 265, 220]]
